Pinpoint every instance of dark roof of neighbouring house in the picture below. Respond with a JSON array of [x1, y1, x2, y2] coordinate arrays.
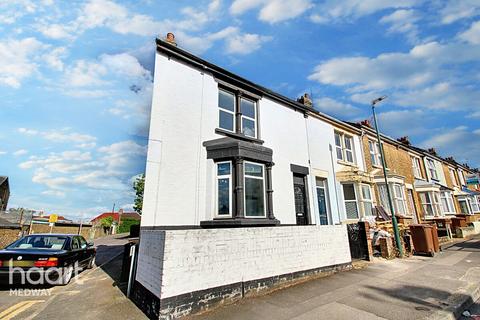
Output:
[[155, 38, 361, 135], [0, 176, 8, 186], [90, 212, 141, 223]]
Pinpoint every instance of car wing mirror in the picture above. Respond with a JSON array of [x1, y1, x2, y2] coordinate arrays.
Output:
[[87, 242, 94, 247]]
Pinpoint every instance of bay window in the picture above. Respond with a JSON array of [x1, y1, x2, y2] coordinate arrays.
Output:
[[244, 162, 265, 217], [393, 184, 407, 215], [361, 184, 374, 216], [343, 184, 359, 219], [419, 192, 441, 217], [216, 162, 232, 216], [368, 140, 382, 167], [218, 88, 258, 138], [335, 131, 355, 164], [378, 183, 409, 216], [440, 191, 455, 214], [471, 196, 480, 213]]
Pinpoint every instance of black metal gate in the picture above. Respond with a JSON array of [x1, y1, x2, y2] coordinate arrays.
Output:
[[347, 222, 369, 260]]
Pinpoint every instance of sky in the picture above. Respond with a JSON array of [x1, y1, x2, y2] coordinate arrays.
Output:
[[1, 0, 479, 220]]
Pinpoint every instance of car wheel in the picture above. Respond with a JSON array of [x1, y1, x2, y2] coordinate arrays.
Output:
[[87, 256, 96, 269], [59, 265, 74, 286]]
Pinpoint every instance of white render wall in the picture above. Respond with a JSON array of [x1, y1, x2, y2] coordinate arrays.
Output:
[[136, 225, 351, 298], [142, 49, 363, 227]]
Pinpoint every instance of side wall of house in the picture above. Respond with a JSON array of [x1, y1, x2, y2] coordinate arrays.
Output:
[[142, 51, 344, 227]]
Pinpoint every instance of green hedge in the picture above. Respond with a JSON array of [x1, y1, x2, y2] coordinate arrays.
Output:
[[118, 217, 140, 234]]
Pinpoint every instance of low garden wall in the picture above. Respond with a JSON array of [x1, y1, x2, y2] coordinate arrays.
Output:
[[133, 225, 351, 319]]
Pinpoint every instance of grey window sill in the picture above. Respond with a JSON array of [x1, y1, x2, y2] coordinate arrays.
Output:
[[215, 128, 264, 144]]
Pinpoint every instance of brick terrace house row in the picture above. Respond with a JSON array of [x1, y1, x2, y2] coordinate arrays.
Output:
[[141, 39, 370, 229]]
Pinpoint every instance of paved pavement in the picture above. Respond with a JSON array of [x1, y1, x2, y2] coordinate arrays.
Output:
[[0, 233, 147, 320], [194, 236, 480, 320]]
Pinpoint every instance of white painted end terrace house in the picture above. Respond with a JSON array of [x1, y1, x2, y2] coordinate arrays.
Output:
[[142, 39, 371, 229]]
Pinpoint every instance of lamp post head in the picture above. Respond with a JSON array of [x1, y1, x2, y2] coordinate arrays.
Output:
[[371, 95, 388, 106]]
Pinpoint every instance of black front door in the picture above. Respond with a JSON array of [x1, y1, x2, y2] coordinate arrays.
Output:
[[293, 175, 309, 225]]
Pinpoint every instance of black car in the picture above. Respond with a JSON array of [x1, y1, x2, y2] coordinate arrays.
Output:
[[0, 234, 96, 286]]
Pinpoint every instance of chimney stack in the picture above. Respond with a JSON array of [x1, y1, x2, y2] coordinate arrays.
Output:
[[165, 32, 177, 46], [397, 136, 411, 145], [359, 119, 371, 127], [427, 148, 438, 156], [297, 93, 313, 108]]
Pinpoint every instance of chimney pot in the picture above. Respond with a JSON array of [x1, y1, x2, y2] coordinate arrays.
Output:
[[397, 136, 411, 145], [297, 93, 313, 108], [165, 32, 177, 46]]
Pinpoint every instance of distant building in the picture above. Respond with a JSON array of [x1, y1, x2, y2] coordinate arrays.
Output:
[[90, 211, 141, 225], [0, 176, 9, 211]]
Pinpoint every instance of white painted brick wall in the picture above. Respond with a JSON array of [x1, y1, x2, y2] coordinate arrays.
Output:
[[136, 225, 351, 299]]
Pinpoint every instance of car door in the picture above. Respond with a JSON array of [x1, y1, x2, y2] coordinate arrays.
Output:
[[70, 236, 81, 267], [78, 236, 89, 267]]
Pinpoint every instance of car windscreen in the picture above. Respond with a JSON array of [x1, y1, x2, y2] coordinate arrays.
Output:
[[7, 235, 68, 250]]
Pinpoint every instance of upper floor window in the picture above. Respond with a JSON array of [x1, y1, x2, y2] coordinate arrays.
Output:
[[368, 140, 382, 167], [426, 159, 438, 180], [449, 168, 458, 186], [335, 132, 355, 164], [411, 156, 422, 179], [458, 170, 466, 186], [218, 89, 257, 138]]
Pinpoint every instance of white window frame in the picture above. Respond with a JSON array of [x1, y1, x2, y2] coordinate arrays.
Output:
[[368, 140, 382, 167], [392, 183, 408, 216], [440, 191, 455, 214], [243, 161, 266, 218], [471, 196, 480, 213], [411, 156, 422, 179], [240, 97, 257, 138], [449, 168, 458, 187], [315, 178, 330, 225], [420, 191, 442, 218], [459, 198, 472, 215], [216, 161, 232, 217], [360, 184, 374, 217], [458, 170, 466, 186], [342, 183, 359, 219], [218, 89, 236, 133], [334, 131, 355, 165], [427, 159, 439, 180]]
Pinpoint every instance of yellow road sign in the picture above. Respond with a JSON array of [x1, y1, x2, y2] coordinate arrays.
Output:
[[48, 214, 58, 223]]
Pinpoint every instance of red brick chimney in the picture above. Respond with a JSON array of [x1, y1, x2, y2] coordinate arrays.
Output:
[[359, 119, 371, 127]]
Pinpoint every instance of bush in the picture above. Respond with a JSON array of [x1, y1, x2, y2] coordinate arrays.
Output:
[[118, 217, 140, 234]]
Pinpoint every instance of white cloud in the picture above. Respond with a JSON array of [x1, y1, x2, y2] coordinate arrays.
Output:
[[225, 33, 272, 55], [20, 140, 147, 192], [42, 190, 66, 198], [230, 0, 313, 23], [0, 151, 7, 156], [308, 40, 480, 113], [0, 37, 67, 88], [314, 97, 362, 118], [14, 149, 28, 156], [459, 20, 480, 45], [0, 38, 43, 88], [380, 9, 420, 43], [420, 126, 480, 166], [309, 0, 417, 24], [18, 128, 97, 148], [438, 1, 480, 25]]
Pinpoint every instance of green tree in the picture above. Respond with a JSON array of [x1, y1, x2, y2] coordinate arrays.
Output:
[[100, 216, 113, 228], [133, 174, 145, 215]]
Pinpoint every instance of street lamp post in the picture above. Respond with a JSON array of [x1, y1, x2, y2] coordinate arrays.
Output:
[[371, 96, 403, 256]]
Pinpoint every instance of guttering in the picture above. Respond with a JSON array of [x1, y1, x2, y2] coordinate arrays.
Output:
[[155, 39, 361, 135]]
